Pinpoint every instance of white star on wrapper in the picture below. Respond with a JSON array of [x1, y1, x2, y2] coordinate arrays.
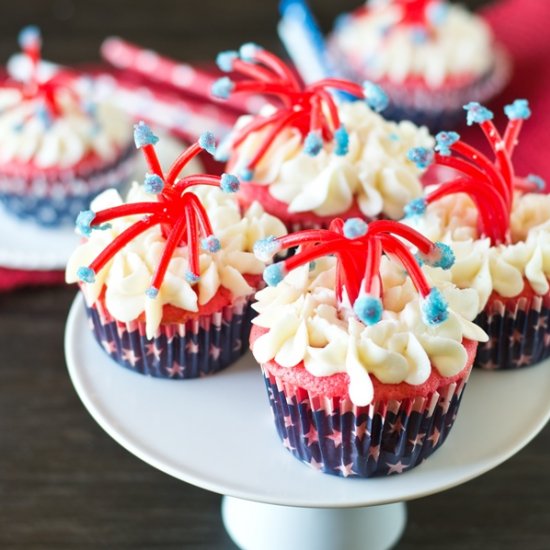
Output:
[[186, 340, 200, 354], [409, 433, 426, 450], [145, 342, 163, 361], [121, 348, 140, 367], [386, 460, 408, 475], [353, 420, 370, 441], [428, 427, 441, 447], [336, 463, 356, 478], [303, 426, 319, 446], [282, 437, 295, 451], [388, 418, 405, 435], [209, 344, 222, 360], [232, 339, 242, 352], [165, 361, 185, 378], [368, 444, 380, 460], [308, 457, 324, 471], [283, 415, 294, 428], [101, 339, 117, 354], [326, 429, 343, 448]]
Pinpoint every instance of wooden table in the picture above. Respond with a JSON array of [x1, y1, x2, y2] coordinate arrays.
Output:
[[2, 1, 549, 548]]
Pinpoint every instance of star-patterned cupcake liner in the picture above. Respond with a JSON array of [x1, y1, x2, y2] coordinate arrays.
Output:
[[84, 293, 256, 379], [261, 364, 471, 478], [0, 144, 136, 228], [474, 292, 550, 370]]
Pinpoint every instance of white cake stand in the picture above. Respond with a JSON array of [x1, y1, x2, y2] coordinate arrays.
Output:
[[65, 295, 550, 550]]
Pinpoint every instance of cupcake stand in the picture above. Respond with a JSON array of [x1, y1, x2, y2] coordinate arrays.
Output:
[[65, 295, 550, 550]]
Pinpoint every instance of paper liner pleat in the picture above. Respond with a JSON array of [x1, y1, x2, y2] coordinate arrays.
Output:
[[262, 366, 468, 478], [85, 294, 255, 379], [474, 293, 550, 369]]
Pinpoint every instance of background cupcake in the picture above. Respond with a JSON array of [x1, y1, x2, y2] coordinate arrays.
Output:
[[404, 99, 549, 369], [250, 217, 486, 477], [66, 123, 286, 378], [212, 44, 433, 231], [327, 0, 510, 130], [0, 27, 135, 227]]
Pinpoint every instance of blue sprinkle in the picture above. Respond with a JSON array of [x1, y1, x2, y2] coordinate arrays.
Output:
[[418, 242, 455, 269], [133, 121, 159, 148], [435, 131, 460, 156], [239, 42, 261, 62], [334, 13, 351, 31], [36, 104, 52, 128], [463, 102, 494, 126], [504, 99, 531, 121], [12, 121, 24, 132], [309, 261, 316, 271], [426, 2, 449, 25], [343, 218, 368, 239], [404, 197, 427, 217], [388, 133, 399, 142], [18, 25, 41, 49], [146, 287, 159, 299], [527, 174, 546, 191], [334, 126, 349, 156], [410, 25, 428, 44], [211, 77, 235, 99], [354, 295, 383, 326], [75, 210, 95, 237], [363, 81, 389, 113], [216, 50, 239, 72], [263, 263, 286, 287], [77, 266, 96, 284], [201, 235, 221, 253], [198, 131, 217, 155], [144, 173, 164, 194], [239, 167, 254, 182], [253, 236, 280, 261], [185, 271, 200, 284], [407, 147, 434, 169], [220, 172, 240, 192], [303, 131, 323, 156], [422, 288, 449, 326]]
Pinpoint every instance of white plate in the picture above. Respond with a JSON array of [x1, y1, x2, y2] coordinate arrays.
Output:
[[0, 133, 201, 271], [65, 294, 550, 508]]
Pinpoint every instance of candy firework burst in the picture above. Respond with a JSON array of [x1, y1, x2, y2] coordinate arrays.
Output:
[[211, 43, 389, 181], [255, 217, 454, 327], [6, 26, 81, 121], [75, 122, 240, 297], [406, 99, 545, 246]]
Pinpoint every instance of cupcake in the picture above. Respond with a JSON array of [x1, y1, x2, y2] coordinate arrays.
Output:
[[250, 217, 487, 477], [404, 99, 549, 369], [0, 27, 135, 227], [211, 44, 433, 232], [327, 0, 510, 130], [66, 123, 286, 378]]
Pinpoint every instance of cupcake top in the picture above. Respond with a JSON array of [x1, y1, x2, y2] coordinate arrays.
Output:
[[0, 26, 131, 170], [212, 44, 433, 220], [404, 99, 548, 308], [66, 124, 286, 338], [329, 0, 496, 88], [251, 218, 487, 406]]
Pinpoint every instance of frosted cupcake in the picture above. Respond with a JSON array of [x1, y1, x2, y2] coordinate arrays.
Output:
[[250, 217, 486, 477], [0, 27, 134, 227], [212, 44, 433, 231], [404, 99, 549, 369], [327, 0, 510, 130], [66, 123, 286, 378]]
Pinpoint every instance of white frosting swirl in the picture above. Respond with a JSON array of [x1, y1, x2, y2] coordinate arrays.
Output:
[[329, 1, 495, 87], [231, 101, 433, 219], [0, 87, 132, 169], [251, 256, 487, 406], [405, 192, 550, 308], [66, 184, 287, 339]]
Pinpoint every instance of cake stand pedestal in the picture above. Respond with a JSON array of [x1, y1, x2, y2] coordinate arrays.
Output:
[[65, 295, 550, 550]]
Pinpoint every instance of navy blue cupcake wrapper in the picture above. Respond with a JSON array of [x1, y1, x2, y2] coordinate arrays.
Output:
[[0, 145, 136, 227], [85, 295, 256, 379], [262, 366, 469, 478], [474, 294, 550, 370]]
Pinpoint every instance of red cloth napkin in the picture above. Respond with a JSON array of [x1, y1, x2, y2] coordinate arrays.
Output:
[[2, 0, 549, 291]]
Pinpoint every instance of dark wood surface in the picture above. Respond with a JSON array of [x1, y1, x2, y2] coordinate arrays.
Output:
[[2, 1, 550, 549]]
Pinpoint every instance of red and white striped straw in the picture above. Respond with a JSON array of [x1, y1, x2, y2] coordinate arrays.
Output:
[[101, 37, 268, 115]]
